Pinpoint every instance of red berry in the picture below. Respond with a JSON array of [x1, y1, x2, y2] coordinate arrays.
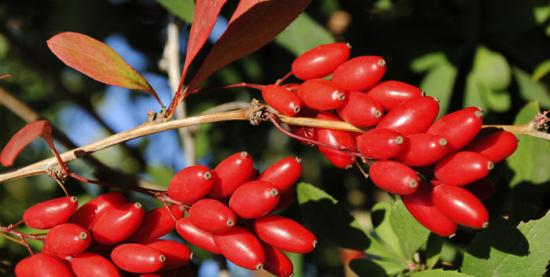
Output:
[[128, 205, 185, 243], [336, 91, 384, 127], [434, 151, 493, 186], [432, 184, 489, 229], [175, 218, 221, 254], [23, 196, 78, 230], [214, 226, 265, 271], [209, 151, 255, 199], [332, 56, 386, 91], [464, 178, 495, 200], [259, 156, 302, 193], [283, 83, 300, 92], [376, 96, 440, 135], [297, 79, 347, 111], [273, 189, 296, 212], [394, 133, 448, 166], [44, 223, 91, 257], [91, 202, 144, 245], [189, 199, 236, 234], [71, 252, 121, 277], [71, 192, 128, 229], [15, 253, 73, 277], [464, 130, 518, 163], [367, 80, 424, 111], [369, 160, 419, 195], [316, 112, 356, 169], [402, 184, 457, 237], [229, 180, 280, 219], [254, 215, 317, 254], [428, 107, 483, 152], [262, 243, 294, 277], [262, 85, 302, 116], [290, 125, 317, 146], [356, 128, 405, 160], [111, 243, 166, 273], [292, 42, 351, 80], [146, 240, 193, 271], [168, 165, 215, 204]]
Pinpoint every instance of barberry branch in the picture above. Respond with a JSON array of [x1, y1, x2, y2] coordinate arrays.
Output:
[[0, 101, 548, 184]]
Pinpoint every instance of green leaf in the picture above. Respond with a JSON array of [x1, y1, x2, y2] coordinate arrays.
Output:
[[478, 81, 511, 112], [508, 102, 550, 187], [425, 235, 444, 269], [390, 200, 430, 259], [410, 52, 447, 73], [275, 13, 335, 56], [473, 46, 511, 91], [462, 210, 550, 277], [47, 32, 163, 106], [417, 59, 457, 116], [297, 182, 371, 250], [370, 202, 403, 258], [531, 59, 550, 81], [349, 258, 392, 277], [157, 0, 195, 23], [411, 269, 473, 277], [515, 67, 550, 107], [464, 72, 485, 109]]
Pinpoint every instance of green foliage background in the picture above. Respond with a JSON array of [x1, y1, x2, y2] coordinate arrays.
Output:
[[1, 0, 550, 276]]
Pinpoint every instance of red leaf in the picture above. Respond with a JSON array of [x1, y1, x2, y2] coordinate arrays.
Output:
[[1, 120, 54, 166], [187, 0, 310, 95], [175, 0, 227, 96], [47, 32, 164, 107]]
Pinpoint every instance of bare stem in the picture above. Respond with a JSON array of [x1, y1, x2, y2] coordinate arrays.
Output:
[[0, 102, 548, 184]]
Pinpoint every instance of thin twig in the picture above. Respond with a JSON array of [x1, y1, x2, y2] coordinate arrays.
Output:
[[160, 18, 196, 166]]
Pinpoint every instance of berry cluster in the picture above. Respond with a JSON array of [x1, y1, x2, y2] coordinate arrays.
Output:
[[17, 192, 190, 276], [169, 152, 315, 276], [262, 43, 519, 237], [14, 152, 313, 276]]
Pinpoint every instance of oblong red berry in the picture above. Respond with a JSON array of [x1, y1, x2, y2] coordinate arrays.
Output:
[[297, 79, 347, 111], [356, 128, 405, 160], [23, 196, 78, 230], [111, 243, 166, 273], [168, 165, 215, 204], [71, 192, 128, 229], [367, 80, 424, 111], [175, 218, 221, 254], [259, 156, 302, 193], [316, 112, 356, 169], [428, 107, 483, 152], [214, 226, 265, 271], [209, 151, 255, 199], [128, 205, 185, 243], [290, 125, 317, 146], [262, 85, 302, 116], [369, 160, 419, 195], [189, 199, 236, 234], [254, 215, 317, 254], [332, 56, 386, 91], [71, 252, 121, 277], [434, 151, 493, 186], [44, 223, 91, 257], [15, 253, 73, 277], [376, 96, 440, 135], [394, 133, 448, 166], [229, 180, 280, 219], [336, 91, 384, 127], [402, 184, 457, 237], [464, 130, 518, 163], [292, 42, 350, 80], [146, 240, 193, 271], [263, 243, 294, 277], [91, 202, 144, 245], [432, 184, 489, 229]]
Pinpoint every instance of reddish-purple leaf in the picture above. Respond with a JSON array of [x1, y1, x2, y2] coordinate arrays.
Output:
[[176, 0, 227, 93], [1, 120, 53, 166], [47, 32, 164, 107], [168, 0, 310, 116]]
